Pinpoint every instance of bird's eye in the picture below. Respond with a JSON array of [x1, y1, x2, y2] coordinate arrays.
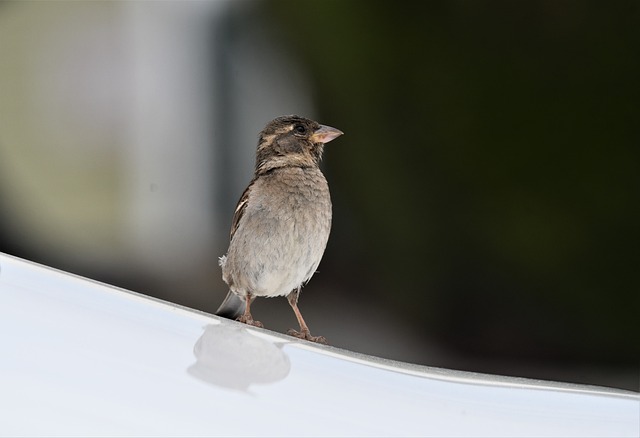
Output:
[[293, 124, 306, 135]]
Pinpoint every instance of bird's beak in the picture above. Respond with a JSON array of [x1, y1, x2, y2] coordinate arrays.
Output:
[[310, 124, 343, 144]]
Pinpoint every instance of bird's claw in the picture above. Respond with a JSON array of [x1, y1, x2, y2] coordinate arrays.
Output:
[[287, 328, 328, 345], [237, 315, 264, 328]]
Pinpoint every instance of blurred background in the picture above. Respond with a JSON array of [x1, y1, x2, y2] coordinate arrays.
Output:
[[0, 1, 637, 391]]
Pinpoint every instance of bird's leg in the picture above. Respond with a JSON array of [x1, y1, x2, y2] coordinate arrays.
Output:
[[237, 293, 263, 328], [286, 289, 327, 344]]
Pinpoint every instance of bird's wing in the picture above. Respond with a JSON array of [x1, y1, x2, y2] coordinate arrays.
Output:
[[229, 178, 255, 241]]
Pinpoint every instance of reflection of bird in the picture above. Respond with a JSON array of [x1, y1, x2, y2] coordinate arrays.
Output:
[[216, 115, 343, 344], [188, 324, 290, 392]]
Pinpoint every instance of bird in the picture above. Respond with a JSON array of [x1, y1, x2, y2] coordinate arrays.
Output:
[[216, 115, 343, 344]]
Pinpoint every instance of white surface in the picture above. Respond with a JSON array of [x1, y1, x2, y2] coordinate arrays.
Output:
[[0, 252, 638, 437]]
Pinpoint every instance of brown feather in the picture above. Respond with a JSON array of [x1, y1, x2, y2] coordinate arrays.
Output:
[[229, 179, 254, 241]]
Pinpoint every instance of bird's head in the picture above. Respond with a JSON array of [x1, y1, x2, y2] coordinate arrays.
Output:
[[255, 115, 343, 174]]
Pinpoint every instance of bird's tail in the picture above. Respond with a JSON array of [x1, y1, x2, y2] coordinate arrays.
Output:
[[215, 291, 245, 320]]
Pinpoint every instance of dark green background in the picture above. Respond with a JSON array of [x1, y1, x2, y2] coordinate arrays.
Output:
[[267, 0, 638, 385]]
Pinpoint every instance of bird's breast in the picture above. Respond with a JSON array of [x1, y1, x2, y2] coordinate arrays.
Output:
[[222, 167, 332, 297]]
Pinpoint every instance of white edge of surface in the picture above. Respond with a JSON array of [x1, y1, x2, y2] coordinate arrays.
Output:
[[1, 251, 635, 399]]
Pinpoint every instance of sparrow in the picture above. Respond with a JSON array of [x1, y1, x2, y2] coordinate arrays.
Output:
[[216, 115, 343, 344]]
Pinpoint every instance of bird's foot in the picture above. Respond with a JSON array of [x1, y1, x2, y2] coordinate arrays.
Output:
[[287, 328, 328, 345], [237, 315, 264, 328]]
